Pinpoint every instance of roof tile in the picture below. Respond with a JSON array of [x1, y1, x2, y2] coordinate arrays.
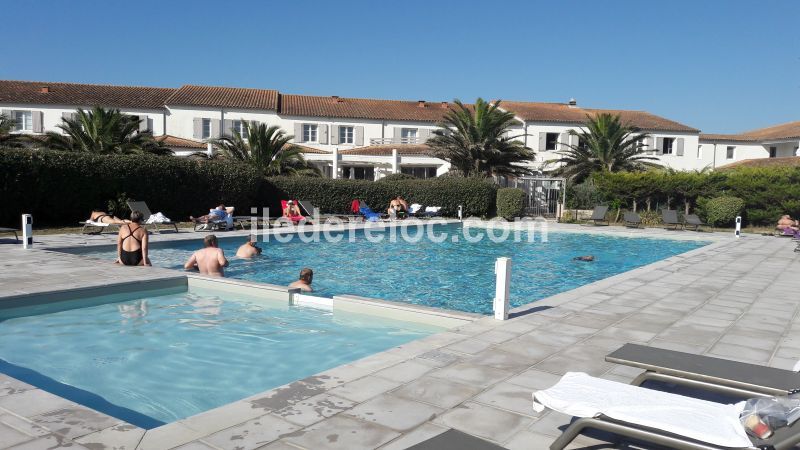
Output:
[[166, 85, 279, 110], [281, 95, 452, 122], [0, 79, 175, 109]]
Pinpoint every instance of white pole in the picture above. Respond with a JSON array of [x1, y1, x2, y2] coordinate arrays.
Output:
[[735, 216, 742, 238], [391, 148, 399, 174], [493, 257, 511, 320], [22, 214, 32, 249], [332, 148, 339, 179], [458, 205, 463, 221]]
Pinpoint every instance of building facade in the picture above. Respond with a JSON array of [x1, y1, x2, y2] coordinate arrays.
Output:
[[1, 79, 797, 177]]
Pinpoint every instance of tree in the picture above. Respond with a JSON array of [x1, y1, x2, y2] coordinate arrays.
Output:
[[551, 113, 660, 182], [427, 98, 535, 177], [0, 113, 28, 149], [210, 121, 320, 176], [41, 107, 171, 155]]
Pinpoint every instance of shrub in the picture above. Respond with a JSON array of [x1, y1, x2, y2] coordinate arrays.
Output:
[[268, 176, 497, 217], [496, 188, 525, 220], [376, 173, 417, 182], [0, 149, 264, 226], [703, 196, 745, 226], [638, 210, 662, 226], [565, 180, 602, 210]]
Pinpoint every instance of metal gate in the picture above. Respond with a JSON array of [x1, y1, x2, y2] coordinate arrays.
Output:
[[508, 177, 565, 218]]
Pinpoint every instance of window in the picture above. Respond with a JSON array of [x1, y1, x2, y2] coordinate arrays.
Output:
[[339, 126, 354, 144], [303, 124, 318, 142], [545, 133, 559, 151], [577, 138, 588, 151], [343, 166, 374, 180], [201, 118, 212, 139], [401, 128, 418, 141], [401, 167, 438, 179], [662, 137, 675, 155], [14, 111, 32, 132], [726, 146, 735, 160], [697, 145, 703, 159], [770, 146, 777, 158], [232, 120, 246, 137]]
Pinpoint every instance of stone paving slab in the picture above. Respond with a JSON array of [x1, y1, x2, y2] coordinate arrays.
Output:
[[1, 224, 798, 449]]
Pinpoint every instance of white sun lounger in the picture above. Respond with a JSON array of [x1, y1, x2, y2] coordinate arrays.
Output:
[[79, 220, 119, 235], [533, 372, 757, 449]]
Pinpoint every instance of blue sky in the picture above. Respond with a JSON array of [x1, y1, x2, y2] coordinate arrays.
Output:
[[1, 0, 797, 133]]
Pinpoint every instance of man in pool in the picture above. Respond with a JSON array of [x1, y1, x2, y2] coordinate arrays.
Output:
[[574, 255, 595, 262], [289, 268, 313, 292], [236, 235, 262, 258], [184, 234, 229, 277]]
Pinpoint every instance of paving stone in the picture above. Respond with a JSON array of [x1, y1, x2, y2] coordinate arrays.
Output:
[[284, 415, 399, 450], [466, 348, 539, 372], [392, 376, 483, 409], [7, 433, 89, 449], [172, 441, 219, 450], [372, 359, 438, 384], [377, 422, 448, 450], [328, 376, 403, 403], [0, 422, 34, 449], [443, 337, 494, 355], [270, 394, 355, 427], [0, 390, 77, 419], [505, 369, 563, 391], [415, 349, 462, 367], [433, 402, 532, 443], [344, 394, 443, 432], [473, 329, 521, 344], [0, 375, 36, 398], [503, 429, 558, 450], [474, 383, 540, 417], [74, 423, 146, 450], [427, 362, 513, 388], [203, 414, 300, 449], [535, 345, 614, 376]]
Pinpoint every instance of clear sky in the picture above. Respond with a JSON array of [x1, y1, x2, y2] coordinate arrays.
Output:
[[1, 0, 797, 133]]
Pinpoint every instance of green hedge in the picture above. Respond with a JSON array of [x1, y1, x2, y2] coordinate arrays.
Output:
[[268, 176, 497, 217], [701, 196, 745, 227], [496, 188, 525, 220], [0, 149, 265, 226]]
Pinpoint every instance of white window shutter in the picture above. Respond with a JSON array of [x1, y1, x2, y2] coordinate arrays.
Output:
[[139, 116, 149, 133], [676, 138, 684, 156], [538, 132, 546, 150], [318, 124, 328, 144], [32, 111, 43, 133], [570, 134, 580, 148], [419, 128, 431, 142], [331, 125, 339, 145], [656, 137, 664, 152], [558, 132, 568, 151], [355, 126, 364, 146], [294, 123, 304, 141], [393, 127, 402, 142], [1, 109, 12, 119], [644, 136, 654, 152], [210, 119, 221, 138]]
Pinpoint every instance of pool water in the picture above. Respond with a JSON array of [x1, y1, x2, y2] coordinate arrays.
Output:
[[0, 287, 440, 427], [78, 224, 708, 314]]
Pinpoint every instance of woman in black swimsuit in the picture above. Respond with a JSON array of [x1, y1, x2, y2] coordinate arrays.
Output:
[[116, 211, 151, 266]]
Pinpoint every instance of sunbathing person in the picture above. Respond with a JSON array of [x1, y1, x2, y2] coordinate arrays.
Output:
[[387, 197, 408, 216], [235, 235, 262, 258], [776, 215, 798, 231], [190, 205, 228, 224], [89, 210, 129, 224], [116, 211, 150, 266], [288, 268, 314, 292], [282, 200, 307, 224], [184, 234, 228, 277]]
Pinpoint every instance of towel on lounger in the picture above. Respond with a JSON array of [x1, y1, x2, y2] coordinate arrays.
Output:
[[146, 212, 171, 224], [85, 220, 110, 227], [532, 372, 751, 448]]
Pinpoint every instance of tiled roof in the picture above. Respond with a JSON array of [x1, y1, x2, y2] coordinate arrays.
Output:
[[294, 144, 329, 154], [742, 120, 800, 141], [166, 85, 279, 110], [718, 156, 800, 170], [281, 95, 453, 122], [0, 79, 175, 109], [499, 101, 700, 133], [339, 144, 436, 157], [156, 135, 207, 149], [699, 133, 758, 143]]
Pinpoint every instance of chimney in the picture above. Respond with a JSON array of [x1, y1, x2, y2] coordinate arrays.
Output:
[[40, 86, 50, 93], [440, 102, 448, 108], [568, 98, 577, 107], [417, 100, 426, 108], [331, 95, 343, 103]]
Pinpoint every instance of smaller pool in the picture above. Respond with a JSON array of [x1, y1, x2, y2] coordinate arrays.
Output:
[[0, 285, 442, 428]]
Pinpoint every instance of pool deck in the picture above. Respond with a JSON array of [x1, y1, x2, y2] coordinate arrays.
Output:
[[0, 222, 798, 449]]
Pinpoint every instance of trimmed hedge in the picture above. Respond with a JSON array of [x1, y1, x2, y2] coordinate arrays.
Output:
[[268, 176, 497, 217], [0, 149, 265, 226], [701, 196, 745, 227], [496, 188, 525, 220]]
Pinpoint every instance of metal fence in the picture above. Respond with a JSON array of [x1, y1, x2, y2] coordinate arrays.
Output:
[[506, 177, 566, 218]]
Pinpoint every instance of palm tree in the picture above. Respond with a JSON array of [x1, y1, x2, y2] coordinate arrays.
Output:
[[0, 113, 27, 149], [550, 113, 659, 182], [427, 99, 534, 177], [209, 121, 320, 176], [41, 107, 171, 155]]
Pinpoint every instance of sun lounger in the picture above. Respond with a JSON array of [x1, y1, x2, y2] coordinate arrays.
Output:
[[298, 200, 360, 223], [623, 211, 642, 228], [0, 227, 19, 241], [533, 371, 800, 450], [78, 220, 119, 235], [194, 206, 234, 231], [685, 214, 707, 231], [126, 201, 179, 233], [662, 209, 682, 230], [423, 206, 442, 217], [587, 205, 609, 225], [606, 343, 800, 398]]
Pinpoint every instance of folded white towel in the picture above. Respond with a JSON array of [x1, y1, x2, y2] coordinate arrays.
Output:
[[85, 220, 109, 227], [146, 212, 171, 224], [425, 206, 441, 213], [532, 372, 750, 448]]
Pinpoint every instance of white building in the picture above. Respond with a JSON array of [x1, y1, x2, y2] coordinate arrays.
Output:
[[1, 79, 796, 177]]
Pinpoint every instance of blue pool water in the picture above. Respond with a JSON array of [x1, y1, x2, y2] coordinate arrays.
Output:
[[0, 287, 440, 427], [77, 224, 708, 314]]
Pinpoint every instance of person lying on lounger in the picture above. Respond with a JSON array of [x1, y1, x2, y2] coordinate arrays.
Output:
[[282, 200, 308, 224], [776, 215, 799, 231], [387, 196, 409, 217], [289, 268, 314, 292], [184, 234, 228, 277], [235, 235, 262, 258], [89, 210, 129, 224], [190, 205, 228, 224]]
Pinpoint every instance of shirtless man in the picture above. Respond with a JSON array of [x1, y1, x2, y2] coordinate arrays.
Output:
[[777, 215, 798, 231], [288, 268, 314, 292], [235, 235, 262, 258], [184, 235, 228, 277]]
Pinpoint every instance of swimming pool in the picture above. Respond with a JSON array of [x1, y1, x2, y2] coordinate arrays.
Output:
[[0, 285, 441, 428], [74, 224, 709, 314]]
